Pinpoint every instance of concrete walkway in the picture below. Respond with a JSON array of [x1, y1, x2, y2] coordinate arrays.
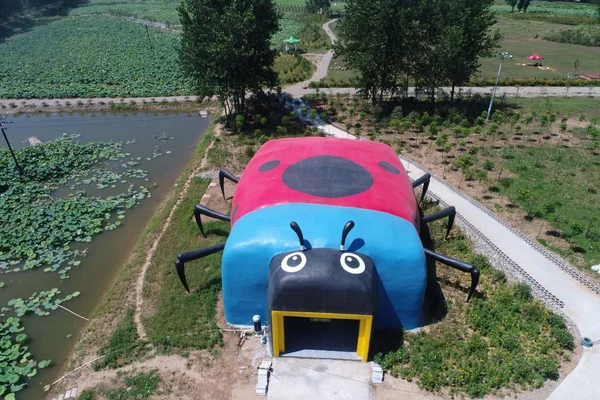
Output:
[[399, 157, 600, 400], [268, 358, 372, 400]]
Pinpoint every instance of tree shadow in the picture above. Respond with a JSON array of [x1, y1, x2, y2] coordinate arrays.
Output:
[[370, 329, 404, 359], [419, 210, 448, 326]]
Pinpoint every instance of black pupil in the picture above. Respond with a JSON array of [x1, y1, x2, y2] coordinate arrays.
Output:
[[287, 255, 302, 267], [344, 255, 360, 269]]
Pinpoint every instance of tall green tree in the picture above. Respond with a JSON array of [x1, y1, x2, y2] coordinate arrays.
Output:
[[440, 0, 501, 101], [336, 0, 420, 104], [504, 0, 517, 12], [306, 0, 330, 13], [517, 0, 531, 12], [414, 0, 500, 102], [178, 0, 279, 120]]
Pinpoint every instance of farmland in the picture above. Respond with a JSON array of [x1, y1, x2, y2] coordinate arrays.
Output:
[[68, 0, 181, 26], [0, 0, 332, 99], [274, 54, 315, 84], [0, 15, 193, 99]]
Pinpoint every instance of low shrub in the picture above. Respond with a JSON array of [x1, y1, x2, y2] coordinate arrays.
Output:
[[545, 25, 600, 47]]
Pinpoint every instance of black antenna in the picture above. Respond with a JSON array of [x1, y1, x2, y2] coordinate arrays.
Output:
[[340, 221, 355, 251], [290, 221, 306, 250]]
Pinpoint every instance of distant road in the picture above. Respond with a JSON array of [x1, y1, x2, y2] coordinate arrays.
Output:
[[2, 86, 599, 113]]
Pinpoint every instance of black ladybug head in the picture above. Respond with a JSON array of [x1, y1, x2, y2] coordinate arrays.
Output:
[[268, 221, 376, 315]]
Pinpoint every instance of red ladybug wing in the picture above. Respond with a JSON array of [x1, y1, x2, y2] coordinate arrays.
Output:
[[231, 137, 419, 229]]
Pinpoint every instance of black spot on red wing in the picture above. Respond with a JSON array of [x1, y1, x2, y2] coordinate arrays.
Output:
[[282, 155, 373, 198], [379, 161, 400, 174], [259, 160, 280, 172]]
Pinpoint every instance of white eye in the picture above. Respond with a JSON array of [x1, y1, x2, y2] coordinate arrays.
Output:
[[340, 253, 365, 275], [281, 252, 307, 273]]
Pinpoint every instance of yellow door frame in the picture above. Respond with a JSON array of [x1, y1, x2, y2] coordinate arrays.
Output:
[[271, 310, 373, 362]]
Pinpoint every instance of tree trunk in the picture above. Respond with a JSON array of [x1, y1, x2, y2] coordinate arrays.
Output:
[[451, 84, 456, 103]]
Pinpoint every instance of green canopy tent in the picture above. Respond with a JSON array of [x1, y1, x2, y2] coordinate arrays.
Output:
[[284, 36, 300, 53]]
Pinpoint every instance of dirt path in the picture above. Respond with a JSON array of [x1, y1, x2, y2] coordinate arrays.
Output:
[[132, 123, 223, 341], [64, 297, 266, 399]]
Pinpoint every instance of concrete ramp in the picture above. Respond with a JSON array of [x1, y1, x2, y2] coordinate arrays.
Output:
[[268, 358, 372, 400]]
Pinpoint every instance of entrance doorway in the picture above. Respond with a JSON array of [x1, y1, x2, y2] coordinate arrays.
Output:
[[271, 311, 372, 361]]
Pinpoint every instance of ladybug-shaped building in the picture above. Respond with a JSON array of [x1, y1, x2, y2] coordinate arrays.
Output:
[[175, 137, 478, 362]]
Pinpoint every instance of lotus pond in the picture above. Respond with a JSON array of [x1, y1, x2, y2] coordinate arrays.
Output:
[[0, 112, 210, 399]]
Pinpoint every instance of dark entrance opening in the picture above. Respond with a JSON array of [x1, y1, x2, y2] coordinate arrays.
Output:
[[282, 316, 360, 360]]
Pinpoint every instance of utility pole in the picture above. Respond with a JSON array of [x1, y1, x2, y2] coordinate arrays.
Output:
[[486, 51, 513, 123], [0, 117, 24, 178]]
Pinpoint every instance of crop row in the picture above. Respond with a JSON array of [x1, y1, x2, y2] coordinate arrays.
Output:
[[0, 16, 194, 99]]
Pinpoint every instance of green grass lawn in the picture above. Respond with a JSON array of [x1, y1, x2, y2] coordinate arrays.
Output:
[[142, 177, 225, 350], [496, 145, 600, 260], [491, 0, 597, 16], [507, 96, 600, 115], [477, 17, 600, 80]]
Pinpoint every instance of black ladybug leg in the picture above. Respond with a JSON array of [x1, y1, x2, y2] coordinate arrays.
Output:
[[424, 248, 480, 301], [412, 173, 431, 203], [194, 204, 230, 238], [176, 244, 226, 292], [423, 206, 456, 239], [219, 168, 239, 200]]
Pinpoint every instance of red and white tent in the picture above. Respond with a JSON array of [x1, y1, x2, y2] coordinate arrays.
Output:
[[526, 53, 544, 61]]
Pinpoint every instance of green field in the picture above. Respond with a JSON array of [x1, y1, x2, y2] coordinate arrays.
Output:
[[477, 16, 600, 80], [0, 0, 329, 98], [315, 93, 600, 268], [491, 1, 598, 17], [1, 0, 599, 99], [322, 6, 600, 86], [0, 15, 192, 98], [69, 0, 181, 26]]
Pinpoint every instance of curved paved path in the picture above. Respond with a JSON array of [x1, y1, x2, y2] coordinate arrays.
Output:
[[286, 18, 338, 96], [398, 158, 600, 400]]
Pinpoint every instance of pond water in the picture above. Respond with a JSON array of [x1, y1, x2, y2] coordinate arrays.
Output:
[[0, 111, 210, 399]]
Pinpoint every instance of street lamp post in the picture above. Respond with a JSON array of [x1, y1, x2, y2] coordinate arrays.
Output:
[[486, 51, 513, 123], [0, 117, 23, 178]]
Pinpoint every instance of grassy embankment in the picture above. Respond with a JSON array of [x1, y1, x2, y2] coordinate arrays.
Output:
[[311, 93, 600, 270]]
